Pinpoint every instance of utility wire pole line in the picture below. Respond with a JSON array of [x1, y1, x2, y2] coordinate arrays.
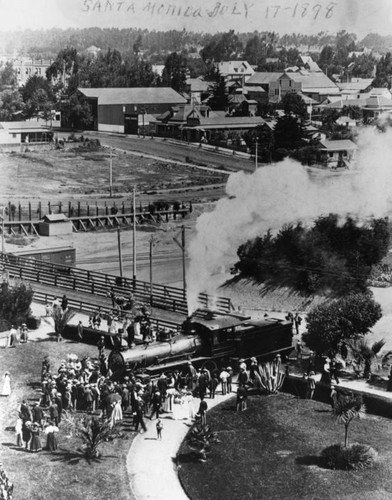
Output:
[[132, 185, 137, 287], [109, 147, 113, 198]]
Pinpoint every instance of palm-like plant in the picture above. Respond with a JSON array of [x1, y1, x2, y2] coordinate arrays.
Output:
[[52, 307, 75, 341], [76, 416, 116, 458], [332, 394, 366, 447], [348, 338, 390, 378]]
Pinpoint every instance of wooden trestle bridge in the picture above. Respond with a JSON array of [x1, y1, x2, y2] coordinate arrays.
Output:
[[0, 207, 190, 236]]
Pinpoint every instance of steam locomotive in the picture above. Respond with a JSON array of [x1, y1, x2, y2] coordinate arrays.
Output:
[[107, 310, 293, 379]]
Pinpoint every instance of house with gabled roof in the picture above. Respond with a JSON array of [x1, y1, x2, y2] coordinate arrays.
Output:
[[316, 139, 358, 168], [217, 60, 255, 85], [73, 87, 187, 133]]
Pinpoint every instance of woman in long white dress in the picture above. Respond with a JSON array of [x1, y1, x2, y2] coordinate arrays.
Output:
[[1, 372, 11, 396], [110, 400, 123, 428]]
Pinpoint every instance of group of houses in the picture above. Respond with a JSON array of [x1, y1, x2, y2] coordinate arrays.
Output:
[[2, 54, 390, 167]]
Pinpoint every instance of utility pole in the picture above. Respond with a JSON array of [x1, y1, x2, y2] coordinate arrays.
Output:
[[0, 206, 5, 255], [132, 185, 137, 287], [173, 225, 189, 299], [255, 137, 258, 171], [117, 227, 123, 277], [181, 225, 186, 296], [109, 147, 113, 198], [149, 235, 154, 305]]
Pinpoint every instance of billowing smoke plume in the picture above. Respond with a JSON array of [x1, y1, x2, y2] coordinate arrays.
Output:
[[187, 126, 392, 313]]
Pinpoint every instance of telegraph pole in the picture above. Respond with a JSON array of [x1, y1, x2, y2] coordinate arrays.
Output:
[[181, 225, 186, 297], [109, 147, 113, 197], [117, 227, 123, 277], [255, 137, 258, 171], [149, 235, 154, 305], [132, 186, 137, 287]]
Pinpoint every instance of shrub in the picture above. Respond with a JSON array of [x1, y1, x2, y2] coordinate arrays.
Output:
[[322, 443, 378, 470], [26, 315, 41, 330]]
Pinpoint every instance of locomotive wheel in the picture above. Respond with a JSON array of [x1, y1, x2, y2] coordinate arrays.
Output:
[[201, 360, 218, 372]]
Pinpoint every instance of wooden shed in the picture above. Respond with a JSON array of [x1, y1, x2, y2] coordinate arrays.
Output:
[[39, 214, 73, 236]]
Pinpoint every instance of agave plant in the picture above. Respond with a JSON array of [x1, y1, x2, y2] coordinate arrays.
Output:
[[186, 423, 220, 462], [348, 338, 392, 379], [256, 359, 285, 394], [332, 394, 366, 448], [52, 307, 75, 342]]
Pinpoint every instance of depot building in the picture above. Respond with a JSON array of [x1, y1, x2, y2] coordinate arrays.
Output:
[[71, 87, 187, 134]]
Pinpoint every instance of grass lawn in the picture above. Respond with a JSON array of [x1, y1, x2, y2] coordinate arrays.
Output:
[[0, 339, 134, 500], [178, 392, 392, 500]]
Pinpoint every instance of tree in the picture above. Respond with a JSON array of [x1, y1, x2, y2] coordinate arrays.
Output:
[[281, 92, 307, 119], [0, 89, 24, 120], [52, 307, 74, 342], [341, 105, 363, 121], [200, 30, 243, 62], [303, 294, 382, 357], [244, 35, 266, 68], [0, 279, 33, 330], [46, 47, 80, 94], [0, 61, 18, 91], [208, 74, 227, 111], [22, 76, 55, 120], [332, 394, 365, 448], [347, 338, 392, 379], [273, 115, 306, 150], [321, 108, 341, 130], [373, 52, 392, 88], [161, 52, 188, 93], [61, 95, 93, 130]]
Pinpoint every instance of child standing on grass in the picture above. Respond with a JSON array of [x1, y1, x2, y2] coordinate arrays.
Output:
[[156, 419, 163, 440]]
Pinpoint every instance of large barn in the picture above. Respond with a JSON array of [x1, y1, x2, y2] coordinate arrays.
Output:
[[74, 87, 187, 134]]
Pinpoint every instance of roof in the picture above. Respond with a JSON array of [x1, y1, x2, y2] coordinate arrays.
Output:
[[323, 96, 392, 110], [217, 60, 254, 76], [77, 87, 187, 106], [285, 71, 338, 90], [338, 79, 374, 91], [244, 86, 266, 93], [0, 121, 49, 133], [186, 78, 211, 93], [41, 214, 70, 223], [319, 140, 358, 151], [184, 115, 264, 130], [246, 72, 284, 86]]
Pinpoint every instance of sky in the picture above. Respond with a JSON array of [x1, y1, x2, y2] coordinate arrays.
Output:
[[0, 0, 391, 36]]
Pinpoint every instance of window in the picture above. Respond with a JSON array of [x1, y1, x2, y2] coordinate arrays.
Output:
[[12, 134, 17, 138], [275, 89, 279, 95], [289, 80, 292, 87], [329, 152, 333, 158]]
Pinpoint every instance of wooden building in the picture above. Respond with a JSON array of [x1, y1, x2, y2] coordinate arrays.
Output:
[[73, 87, 187, 134]]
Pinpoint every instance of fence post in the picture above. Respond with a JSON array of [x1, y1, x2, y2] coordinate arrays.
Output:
[[87, 203, 90, 217], [18, 203, 21, 221], [77, 202, 81, 217], [73, 278, 76, 290], [8, 202, 11, 221], [48, 202, 51, 214], [59, 201, 62, 214], [68, 201, 71, 217], [38, 201, 42, 219], [28, 202, 31, 221], [96, 203, 98, 216]]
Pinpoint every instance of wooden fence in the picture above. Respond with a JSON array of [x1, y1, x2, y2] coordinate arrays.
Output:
[[2, 253, 232, 316]]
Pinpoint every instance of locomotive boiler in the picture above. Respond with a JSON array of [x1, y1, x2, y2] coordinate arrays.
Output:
[[108, 310, 293, 379]]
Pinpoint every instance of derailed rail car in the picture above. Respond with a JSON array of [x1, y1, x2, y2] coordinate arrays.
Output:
[[108, 311, 293, 378]]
